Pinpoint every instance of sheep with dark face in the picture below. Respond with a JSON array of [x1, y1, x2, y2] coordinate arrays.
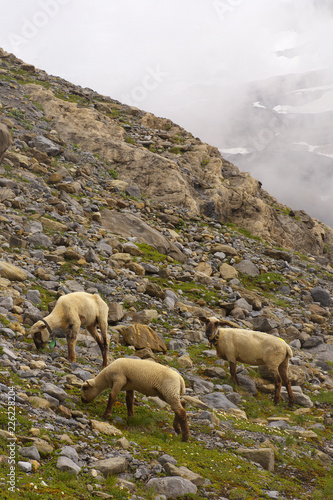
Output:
[[81, 358, 190, 442], [30, 292, 109, 367], [200, 316, 295, 406]]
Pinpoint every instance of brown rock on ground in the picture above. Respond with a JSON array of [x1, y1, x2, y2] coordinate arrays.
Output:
[[0, 124, 12, 164], [122, 323, 167, 352]]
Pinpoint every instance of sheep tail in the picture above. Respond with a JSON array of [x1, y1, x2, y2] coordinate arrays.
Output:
[[179, 376, 186, 396], [286, 344, 293, 359]]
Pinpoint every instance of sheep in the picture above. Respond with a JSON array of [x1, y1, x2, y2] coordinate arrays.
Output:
[[200, 316, 295, 406], [81, 358, 190, 442], [30, 292, 109, 367]]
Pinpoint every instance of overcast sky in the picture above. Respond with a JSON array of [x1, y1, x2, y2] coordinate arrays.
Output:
[[1, 0, 333, 225]]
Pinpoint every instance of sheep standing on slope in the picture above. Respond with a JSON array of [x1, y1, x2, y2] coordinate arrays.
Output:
[[81, 358, 190, 442], [30, 292, 109, 367], [200, 317, 295, 406]]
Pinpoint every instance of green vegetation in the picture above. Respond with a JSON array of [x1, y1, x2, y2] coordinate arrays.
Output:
[[108, 168, 118, 179], [168, 147, 183, 154], [137, 243, 169, 264], [125, 136, 136, 144]]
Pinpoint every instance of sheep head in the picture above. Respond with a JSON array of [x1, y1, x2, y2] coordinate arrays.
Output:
[[199, 316, 223, 342], [30, 321, 50, 349], [81, 379, 95, 403]]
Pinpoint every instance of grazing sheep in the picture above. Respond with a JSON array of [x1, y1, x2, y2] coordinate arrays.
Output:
[[81, 358, 190, 442], [30, 292, 109, 367], [200, 316, 295, 406]]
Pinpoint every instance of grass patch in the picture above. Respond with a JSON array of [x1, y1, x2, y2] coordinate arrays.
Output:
[[137, 243, 169, 264]]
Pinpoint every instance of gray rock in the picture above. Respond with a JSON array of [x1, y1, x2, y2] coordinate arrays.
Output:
[[42, 393, 60, 408], [0, 297, 14, 311], [310, 286, 332, 307], [108, 302, 124, 323], [305, 344, 333, 363], [201, 392, 240, 411], [1, 346, 17, 360], [214, 251, 226, 260], [290, 339, 301, 349], [32, 135, 62, 156], [0, 327, 16, 339], [91, 457, 128, 477], [140, 262, 159, 274], [187, 375, 214, 394], [158, 454, 178, 466], [302, 336, 324, 348], [281, 386, 313, 407], [237, 374, 257, 395], [28, 232, 53, 247], [268, 420, 290, 429], [56, 456, 81, 475], [204, 366, 226, 379], [235, 297, 253, 312], [72, 367, 92, 381], [164, 296, 176, 309], [234, 259, 260, 277], [225, 391, 242, 405], [85, 248, 99, 263], [19, 445, 40, 461], [237, 447, 275, 471], [147, 476, 197, 498], [168, 339, 188, 351], [126, 184, 142, 199], [17, 461, 33, 473], [26, 290, 41, 304], [41, 382, 68, 402], [59, 446, 79, 465], [250, 317, 279, 332]]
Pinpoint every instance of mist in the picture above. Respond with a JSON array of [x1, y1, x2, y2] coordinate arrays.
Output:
[[1, 0, 333, 226]]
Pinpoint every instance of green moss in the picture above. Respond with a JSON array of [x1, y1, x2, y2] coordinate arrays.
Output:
[[137, 243, 168, 263], [108, 168, 118, 179], [125, 136, 136, 144], [168, 147, 183, 154]]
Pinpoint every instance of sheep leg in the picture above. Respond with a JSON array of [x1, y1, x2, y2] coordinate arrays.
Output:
[[229, 361, 239, 385], [97, 316, 110, 368], [126, 390, 135, 418], [172, 400, 189, 442], [103, 392, 116, 419], [272, 373, 282, 404], [102, 378, 126, 419], [66, 324, 79, 363], [87, 325, 109, 367], [279, 361, 295, 407]]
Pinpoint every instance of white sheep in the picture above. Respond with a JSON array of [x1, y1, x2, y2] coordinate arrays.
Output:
[[81, 358, 190, 442], [200, 316, 295, 406], [30, 292, 109, 367]]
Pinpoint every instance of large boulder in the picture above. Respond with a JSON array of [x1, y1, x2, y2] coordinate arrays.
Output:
[[121, 324, 167, 353], [100, 210, 186, 262], [0, 124, 12, 164]]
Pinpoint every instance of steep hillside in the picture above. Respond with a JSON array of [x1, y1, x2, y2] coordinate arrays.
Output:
[[1, 48, 333, 262], [0, 49, 332, 500]]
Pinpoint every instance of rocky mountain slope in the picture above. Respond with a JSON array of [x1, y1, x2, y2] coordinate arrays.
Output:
[[0, 49, 332, 500]]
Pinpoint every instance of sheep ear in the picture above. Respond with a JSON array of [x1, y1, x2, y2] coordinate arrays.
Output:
[[84, 380, 93, 388], [40, 329, 50, 343]]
